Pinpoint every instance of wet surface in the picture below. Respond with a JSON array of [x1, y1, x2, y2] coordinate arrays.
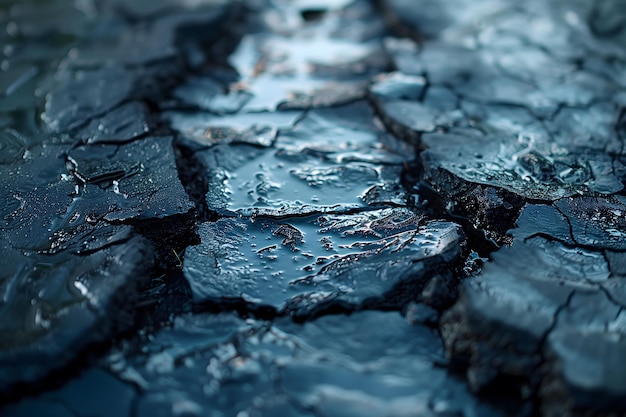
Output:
[[185, 213, 464, 317], [1, 0, 626, 416], [2, 311, 502, 417]]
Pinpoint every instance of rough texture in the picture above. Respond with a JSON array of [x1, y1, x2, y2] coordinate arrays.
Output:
[[2, 311, 503, 417], [376, 1, 626, 414], [0, 0, 235, 398], [1, 0, 626, 416]]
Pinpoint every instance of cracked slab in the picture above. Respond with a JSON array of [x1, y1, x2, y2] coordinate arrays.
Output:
[[184, 210, 465, 316], [375, 0, 626, 245], [0, 235, 153, 392], [187, 101, 411, 218], [2, 0, 626, 416], [3, 310, 502, 417], [442, 212, 626, 414], [0, 0, 238, 397], [66, 136, 194, 222]]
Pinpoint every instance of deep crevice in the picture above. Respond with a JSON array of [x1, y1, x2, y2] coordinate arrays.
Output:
[[173, 141, 216, 223]]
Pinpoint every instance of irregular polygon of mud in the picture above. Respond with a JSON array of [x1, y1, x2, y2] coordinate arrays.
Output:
[[184, 210, 465, 316], [0, 236, 153, 393], [1, 310, 502, 417]]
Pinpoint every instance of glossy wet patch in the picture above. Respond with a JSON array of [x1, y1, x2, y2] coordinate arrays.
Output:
[[225, 33, 388, 111], [184, 210, 464, 314], [0, 235, 152, 391], [186, 100, 411, 217], [201, 145, 404, 216]]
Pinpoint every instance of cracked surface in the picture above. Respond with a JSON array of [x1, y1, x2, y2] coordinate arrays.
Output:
[[1, 0, 626, 416]]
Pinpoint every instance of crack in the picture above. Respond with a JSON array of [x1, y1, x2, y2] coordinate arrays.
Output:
[[599, 285, 626, 310], [367, 32, 507, 256], [366, 92, 424, 149], [553, 201, 577, 245], [529, 289, 576, 407], [411, 179, 501, 257], [0, 327, 140, 406], [192, 298, 279, 321], [521, 228, 618, 254], [173, 140, 215, 223], [8, 0, 626, 415]]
